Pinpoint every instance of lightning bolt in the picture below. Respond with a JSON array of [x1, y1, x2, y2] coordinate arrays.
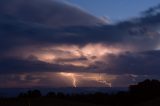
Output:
[[71, 74, 77, 88], [98, 80, 112, 87], [59, 72, 113, 88], [97, 73, 112, 87], [59, 72, 77, 88]]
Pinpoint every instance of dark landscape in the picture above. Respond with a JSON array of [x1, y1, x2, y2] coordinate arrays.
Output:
[[1, 79, 160, 106]]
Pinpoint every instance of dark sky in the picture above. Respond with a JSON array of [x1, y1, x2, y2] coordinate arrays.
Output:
[[0, 0, 160, 88]]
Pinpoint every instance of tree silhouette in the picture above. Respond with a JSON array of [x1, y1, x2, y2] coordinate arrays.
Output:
[[10, 79, 160, 106], [18, 89, 41, 98], [130, 79, 160, 93]]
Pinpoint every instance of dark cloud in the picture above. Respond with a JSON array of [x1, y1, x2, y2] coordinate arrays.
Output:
[[0, 0, 104, 27], [0, 57, 86, 74], [0, 1, 160, 57], [90, 50, 160, 75], [0, 73, 70, 88], [1, 15, 160, 56], [0, 0, 106, 56]]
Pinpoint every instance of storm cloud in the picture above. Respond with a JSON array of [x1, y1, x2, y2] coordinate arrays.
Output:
[[0, 57, 86, 74], [0, 0, 160, 52], [90, 50, 160, 75], [0, 0, 105, 27], [1, 0, 160, 87]]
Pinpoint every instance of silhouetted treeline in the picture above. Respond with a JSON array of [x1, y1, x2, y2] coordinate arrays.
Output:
[[18, 89, 42, 98], [1, 79, 160, 106]]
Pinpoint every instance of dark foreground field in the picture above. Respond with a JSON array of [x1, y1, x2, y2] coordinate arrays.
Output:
[[1, 79, 160, 106], [1, 97, 160, 106], [134, 98, 160, 106], [0, 98, 107, 106]]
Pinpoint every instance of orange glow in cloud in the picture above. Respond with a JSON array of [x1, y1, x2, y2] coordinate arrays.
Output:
[[36, 53, 56, 63], [31, 43, 122, 67]]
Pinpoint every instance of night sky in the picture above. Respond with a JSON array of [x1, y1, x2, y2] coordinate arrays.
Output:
[[0, 0, 160, 88]]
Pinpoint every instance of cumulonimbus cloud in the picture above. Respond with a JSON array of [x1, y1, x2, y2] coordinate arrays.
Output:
[[1, 0, 160, 78]]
